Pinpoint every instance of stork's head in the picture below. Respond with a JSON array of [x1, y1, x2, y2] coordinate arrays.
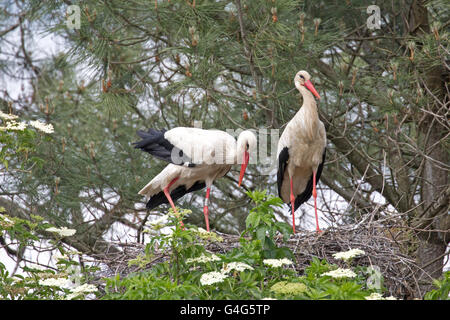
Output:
[[236, 130, 257, 187], [294, 70, 321, 99]]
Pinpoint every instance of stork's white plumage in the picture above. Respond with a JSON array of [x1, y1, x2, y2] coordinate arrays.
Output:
[[163, 127, 238, 166], [135, 128, 257, 231], [277, 70, 326, 233]]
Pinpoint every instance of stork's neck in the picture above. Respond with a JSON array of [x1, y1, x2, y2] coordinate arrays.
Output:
[[297, 85, 318, 118], [293, 85, 319, 140]]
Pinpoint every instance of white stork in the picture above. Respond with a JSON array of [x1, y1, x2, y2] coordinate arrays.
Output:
[[134, 128, 257, 231], [277, 70, 326, 233]]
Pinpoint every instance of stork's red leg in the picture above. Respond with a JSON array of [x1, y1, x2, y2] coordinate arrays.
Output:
[[203, 187, 211, 232], [312, 170, 321, 233], [290, 178, 296, 234], [163, 177, 184, 228]]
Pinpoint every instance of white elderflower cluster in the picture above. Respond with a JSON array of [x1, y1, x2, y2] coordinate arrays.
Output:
[[221, 261, 254, 273], [66, 283, 98, 300], [191, 227, 224, 242], [39, 277, 71, 287], [322, 268, 357, 279], [365, 292, 397, 300], [263, 258, 293, 268], [270, 281, 308, 295], [0, 112, 54, 134], [365, 292, 383, 300], [0, 120, 27, 131], [146, 214, 169, 230], [332, 248, 366, 261], [186, 253, 221, 264], [29, 120, 54, 133], [0, 110, 19, 120], [200, 271, 228, 286], [46, 226, 77, 237]]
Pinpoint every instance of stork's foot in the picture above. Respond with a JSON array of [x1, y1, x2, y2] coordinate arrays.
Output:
[[315, 228, 326, 238]]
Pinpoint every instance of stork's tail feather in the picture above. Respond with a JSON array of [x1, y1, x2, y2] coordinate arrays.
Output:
[[133, 128, 180, 164], [146, 191, 169, 210], [292, 180, 313, 213], [146, 181, 206, 210], [133, 128, 167, 150]]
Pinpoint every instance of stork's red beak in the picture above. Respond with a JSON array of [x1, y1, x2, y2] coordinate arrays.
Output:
[[304, 80, 321, 100], [238, 150, 249, 187]]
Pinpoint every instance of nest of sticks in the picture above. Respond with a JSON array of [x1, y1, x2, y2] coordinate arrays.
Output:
[[91, 221, 420, 299]]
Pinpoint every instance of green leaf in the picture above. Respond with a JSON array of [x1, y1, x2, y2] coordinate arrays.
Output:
[[256, 226, 267, 244]]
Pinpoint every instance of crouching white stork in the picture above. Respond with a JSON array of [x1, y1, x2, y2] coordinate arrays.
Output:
[[134, 128, 257, 231], [277, 70, 326, 233]]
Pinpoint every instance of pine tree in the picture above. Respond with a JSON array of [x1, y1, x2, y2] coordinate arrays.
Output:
[[0, 0, 448, 297]]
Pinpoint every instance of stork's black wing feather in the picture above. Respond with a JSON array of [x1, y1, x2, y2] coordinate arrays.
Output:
[[292, 148, 326, 213], [133, 128, 195, 167], [146, 181, 206, 210], [277, 147, 289, 198]]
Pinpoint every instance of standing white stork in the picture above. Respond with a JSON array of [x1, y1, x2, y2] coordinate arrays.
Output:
[[277, 70, 326, 233], [134, 128, 257, 231]]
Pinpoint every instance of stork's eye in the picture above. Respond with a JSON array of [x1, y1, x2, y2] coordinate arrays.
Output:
[[300, 75, 305, 80], [246, 143, 249, 150]]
